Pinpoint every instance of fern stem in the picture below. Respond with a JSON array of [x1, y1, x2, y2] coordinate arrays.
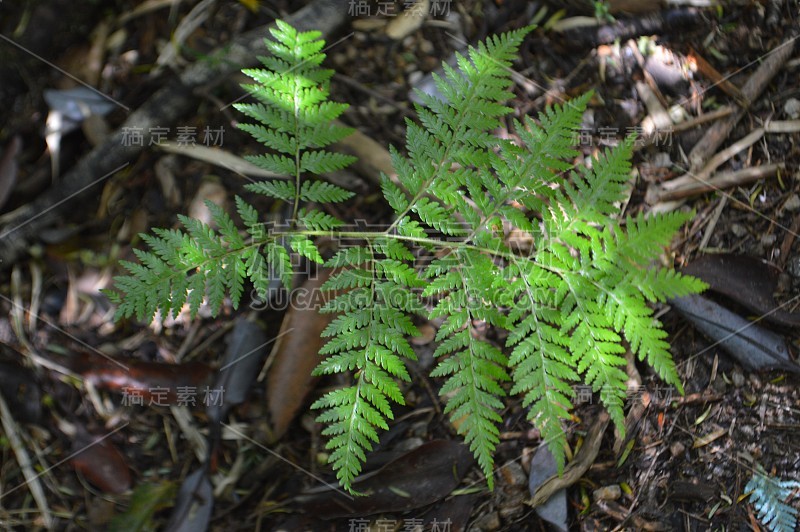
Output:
[[291, 70, 302, 227]]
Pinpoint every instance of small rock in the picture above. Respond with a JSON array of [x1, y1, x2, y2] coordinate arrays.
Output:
[[784, 98, 800, 119], [419, 39, 434, 54], [761, 233, 777, 246], [784, 194, 800, 212], [498, 491, 526, 520], [471, 511, 501, 531], [499, 462, 528, 487], [593, 484, 622, 501], [651, 152, 671, 168], [670, 441, 686, 457], [788, 256, 800, 279], [394, 437, 424, 452], [408, 70, 423, 85], [731, 369, 745, 388]]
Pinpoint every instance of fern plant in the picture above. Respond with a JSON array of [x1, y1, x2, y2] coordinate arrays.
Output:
[[108, 21, 706, 494], [746, 465, 800, 532]]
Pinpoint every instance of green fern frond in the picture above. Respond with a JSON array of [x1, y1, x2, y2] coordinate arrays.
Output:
[[108, 19, 354, 321], [108, 200, 270, 322], [297, 208, 344, 231], [299, 180, 354, 203], [234, 18, 355, 221], [423, 249, 510, 488], [565, 137, 633, 224], [110, 21, 707, 494], [388, 26, 532, 238], [504, 258, 579, 468], [311, 244, 423, 493], [244, 180, 296, 202]]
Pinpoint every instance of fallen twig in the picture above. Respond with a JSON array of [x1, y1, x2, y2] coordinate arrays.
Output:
[[687, 36, 797, 170], [647, 119, 800, 205], [0, 391, 53, 529], [650, 163, 783, 203]]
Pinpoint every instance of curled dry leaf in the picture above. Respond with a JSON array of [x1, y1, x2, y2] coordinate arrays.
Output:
[[266, 269, 333, 441], [207, 317, 270, 443], [71, 432, 131, 494], [670, 294, 799, 373], [529, 411, 610, 508], [528, 444, 568, 532], [70, 351, 214, 404]]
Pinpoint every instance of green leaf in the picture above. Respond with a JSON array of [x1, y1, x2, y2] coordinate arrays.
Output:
[[108, 481, 177, 532], [299, 180, 355, 203]]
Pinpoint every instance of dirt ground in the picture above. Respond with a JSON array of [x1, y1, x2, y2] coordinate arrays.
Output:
[[0, 0, 798, 530]]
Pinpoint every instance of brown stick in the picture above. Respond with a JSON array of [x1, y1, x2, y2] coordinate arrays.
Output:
[[0, 0, 352, 268], [688, 36, 797, 170], [688, 47, 747, 107]]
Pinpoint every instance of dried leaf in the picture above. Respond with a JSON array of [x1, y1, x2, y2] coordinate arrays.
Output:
[[71, 351, 214, 404], [529, 412, 610, 508], [385, 0, 429, 40], [71, 432, 132, 494], [157, 141, 284, 179], [692, 426, 727, 448], [154, 0, 215, 71], [207, 318, 270, 426], [266, 270, 332, 441], [188, 177, 227, 228], [164, 468, 213, 532], [671, 294, 799, 373], [293, 440, 474, 519], [682, 254, 800, 328]]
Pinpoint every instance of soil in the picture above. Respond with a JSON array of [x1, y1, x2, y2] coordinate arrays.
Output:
[[0, 1, 798, 530]]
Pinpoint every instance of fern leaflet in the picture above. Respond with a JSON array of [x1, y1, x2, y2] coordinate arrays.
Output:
[[746, 465, 800, 532]]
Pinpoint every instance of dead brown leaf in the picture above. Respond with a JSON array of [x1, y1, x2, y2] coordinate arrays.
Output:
[[265, 269, 333, 441]]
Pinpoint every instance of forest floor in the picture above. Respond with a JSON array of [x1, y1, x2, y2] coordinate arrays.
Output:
[[0, 0, 799, 530]]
